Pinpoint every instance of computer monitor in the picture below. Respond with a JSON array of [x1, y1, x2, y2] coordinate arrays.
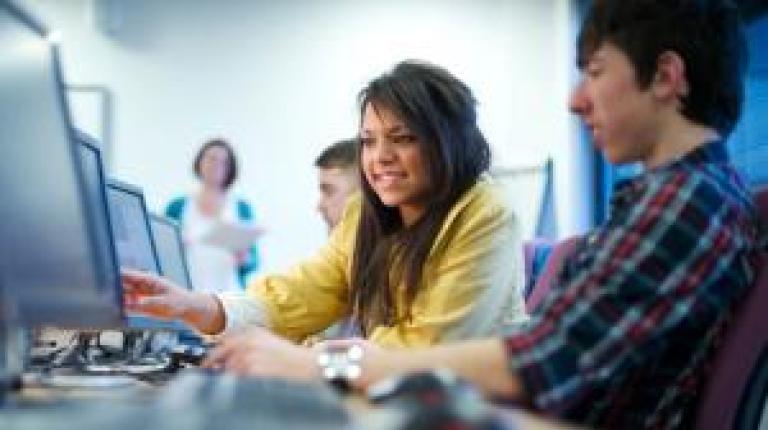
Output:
[[76, 132, 125, 310], [0, 3, 122, 328], [105, 179, 188, 331], [149, 214, 194, 291]]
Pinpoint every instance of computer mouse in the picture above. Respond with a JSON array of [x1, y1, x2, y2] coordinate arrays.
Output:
[[366, 368, 464, 405], [365, 369, 504, 430]]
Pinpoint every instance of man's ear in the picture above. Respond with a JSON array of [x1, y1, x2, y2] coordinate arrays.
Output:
[[651, 51, 689, 101]]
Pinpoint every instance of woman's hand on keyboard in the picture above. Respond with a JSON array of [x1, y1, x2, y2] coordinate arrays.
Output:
[[201, 327, 319, 381]]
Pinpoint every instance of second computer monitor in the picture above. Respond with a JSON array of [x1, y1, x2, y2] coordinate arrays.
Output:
[[149, 214, 194, 291], [105, 179, 188, 331]]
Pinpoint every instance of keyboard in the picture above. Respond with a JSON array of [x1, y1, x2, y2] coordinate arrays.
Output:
[[3, 370, 354, 430], [154, 369, 353, 429]]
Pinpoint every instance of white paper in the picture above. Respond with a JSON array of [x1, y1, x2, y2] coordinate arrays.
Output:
[[199, 222, 264, 253]]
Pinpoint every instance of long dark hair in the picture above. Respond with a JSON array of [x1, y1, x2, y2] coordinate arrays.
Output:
[[350, 60, 491, 335]]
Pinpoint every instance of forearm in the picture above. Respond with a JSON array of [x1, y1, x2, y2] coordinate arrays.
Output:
[[364, 338, 524, 400]]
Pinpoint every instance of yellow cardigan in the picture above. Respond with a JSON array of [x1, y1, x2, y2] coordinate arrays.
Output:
[[245, 178, 526, 347]]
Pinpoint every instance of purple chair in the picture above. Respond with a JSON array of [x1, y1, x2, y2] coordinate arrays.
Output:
[[525, 236, 580, 314], [756, 186, 768, 222], [694, 187, 768, 430], [523, 238, 555, 299]]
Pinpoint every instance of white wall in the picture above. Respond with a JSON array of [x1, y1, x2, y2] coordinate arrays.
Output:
[[20, 0, 586, 271], [555, 0, 594, 237]]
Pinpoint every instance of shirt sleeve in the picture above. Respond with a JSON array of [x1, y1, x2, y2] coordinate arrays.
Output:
[[236, 197, 359, 342], [216, 291, 269, 332], [370, 184, 527, 347], [504, 171, 747, 414]]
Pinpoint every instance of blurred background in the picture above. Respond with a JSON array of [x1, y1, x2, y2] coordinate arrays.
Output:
[[17, 0, 768, 273]]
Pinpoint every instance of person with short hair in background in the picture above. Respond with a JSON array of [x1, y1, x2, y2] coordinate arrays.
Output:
[[313, 138, 360, 340], [314, 138, 359, 231]]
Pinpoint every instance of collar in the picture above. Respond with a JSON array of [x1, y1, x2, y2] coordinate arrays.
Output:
[[610, 140, 728, 208]]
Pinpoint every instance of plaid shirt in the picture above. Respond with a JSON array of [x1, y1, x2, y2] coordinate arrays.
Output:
[[505, 141, 765, 429]]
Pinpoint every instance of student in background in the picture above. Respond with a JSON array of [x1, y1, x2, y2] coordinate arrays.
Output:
[[313, 138, 360, 339], [315, 138, 359, 231], [165, 138, 260, 293], [199, 1, 765, 428], [124, 60, 527, 347]]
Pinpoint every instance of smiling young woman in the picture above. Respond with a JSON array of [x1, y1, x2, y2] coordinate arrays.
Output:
[[123, 60, 527, 348], [349, 61, 527, 340]]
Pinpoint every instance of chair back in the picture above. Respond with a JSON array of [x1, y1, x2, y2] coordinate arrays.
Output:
[[523, 238, 555, 299], [754, 185, 768, 224], [694, 187, 768, 430], [525, 236, 580, 313]]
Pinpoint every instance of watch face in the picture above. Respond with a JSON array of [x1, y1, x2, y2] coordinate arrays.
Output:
[[317, 344, 363, 388]]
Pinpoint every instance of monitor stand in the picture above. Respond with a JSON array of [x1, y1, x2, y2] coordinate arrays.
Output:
[[118, 331, 170, 374], [49, 331, 122, 371], [1, 294, 27, 404], [0, 321, 26, 404], [47, 330, 170, 370], [37, 331, 137, 389], [37, 330, 173, 387]]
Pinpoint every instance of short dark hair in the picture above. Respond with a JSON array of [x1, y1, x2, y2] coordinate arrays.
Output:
[[193, 138, 238, 190], [351, 60, 491, 334], [577, 0, 748, 137], [314, 138, 359, 170]]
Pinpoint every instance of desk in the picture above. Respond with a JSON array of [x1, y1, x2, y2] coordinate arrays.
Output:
[[4, 372, 583, 430], [345, 396, 581, 429], [494, 407, 583, 430]]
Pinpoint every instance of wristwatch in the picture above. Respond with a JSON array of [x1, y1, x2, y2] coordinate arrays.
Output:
[[316, 343, 364, 392]]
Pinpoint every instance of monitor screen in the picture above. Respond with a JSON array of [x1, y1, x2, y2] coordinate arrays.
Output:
[[149, 215, 193, 291], [106, 180, 162, 276], [0, 3, 121, 328], [105, 180, 188, 331]]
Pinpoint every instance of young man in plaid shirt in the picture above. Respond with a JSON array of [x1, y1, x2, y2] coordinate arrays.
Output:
[[194, 0, 766, 428]]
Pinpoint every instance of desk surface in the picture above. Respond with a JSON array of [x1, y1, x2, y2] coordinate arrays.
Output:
[[5, 371, 582, 430]]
